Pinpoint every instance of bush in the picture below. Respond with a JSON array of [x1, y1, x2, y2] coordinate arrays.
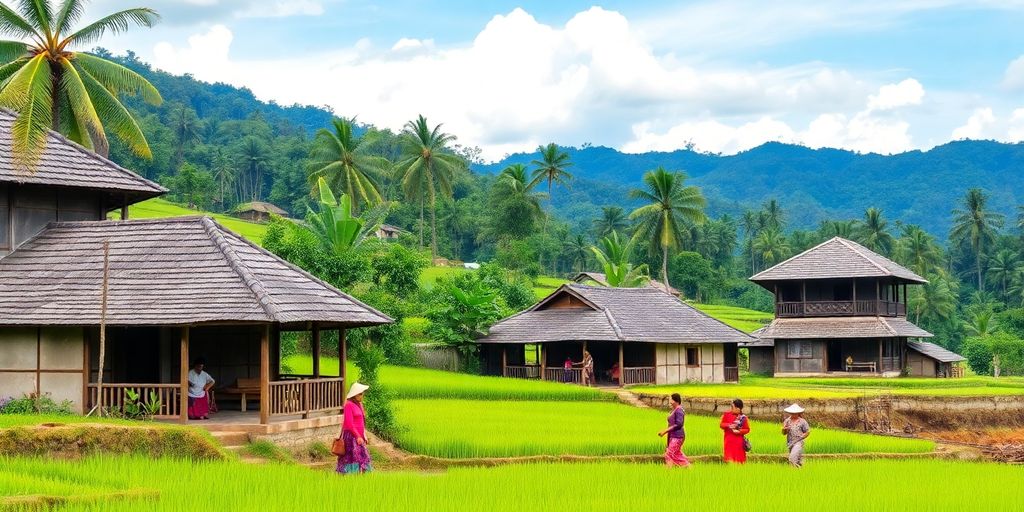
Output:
[[351, 341, 403, 442], [370, 242, 428, 296], [962, 333, 1024, 376], [351, 287, 416, 366], [263, 216, 371, 290], [0, 394, 73, 415]]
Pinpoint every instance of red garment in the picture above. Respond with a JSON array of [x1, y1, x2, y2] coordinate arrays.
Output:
[[720, 411, 750, 463], [188, 395, 209, 420]]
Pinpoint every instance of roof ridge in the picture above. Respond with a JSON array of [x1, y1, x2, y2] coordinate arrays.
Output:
[[835, 237, 891, 275], [200, 217, 279, 321], [878, 316, 897, 336], [750, 236, 840, 280], [602, 308, 624, 340], [52, 216, 206, 228]]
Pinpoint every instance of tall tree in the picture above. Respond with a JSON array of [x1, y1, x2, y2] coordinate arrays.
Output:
[[171, 103, 200, 170], [896, 226, 942, 276], [856, 207, 895, 255], [593, 206, 629, 239], [910, 273, 956, 325], [529, 142, 572, 235], [819, 219, 856, 239], [986, 249, 1020, 298], [564, 233, 590, 274], [761, 199, 784, 231], [741, 209, 760, 274], [754, 228, 791, 267], [210, 148, 234, 209], [396, 115, 462, 259], [307, 118, 387, 213], [964, 309, 1000, 337], [236, 137, 267, 202], [629, 168, 707, 292], [950, 188, 1004, 291], [0, 0, 162, 165]]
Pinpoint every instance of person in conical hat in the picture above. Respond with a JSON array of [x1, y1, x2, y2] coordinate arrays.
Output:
[[336, 382, 372, 474], [782, 403, 810, 467]]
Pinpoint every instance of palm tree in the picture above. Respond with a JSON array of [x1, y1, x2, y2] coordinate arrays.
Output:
[[236, 137, 267, 202], [909, 273, 956, 325], [819, 219, 857, 239], [0, 1, 162, 165], [307, 177, 385, 254], [856, 207, 894, 255], [593, 206, 629, 239], [986, 249, 1020, 298], [762, 199, 784, 231], [754, 228, 791, 267], [495, 163, 544, 235], [529, 143, 573, 197], [950, 188, 1004, 291], [741, 209, 760, 274], [210, 148, 234, 209], [171, 103, 200, 169], [395, 115, 462, 259], [964, 309, 1000, 337], [896, 226, 942, 276], [307, 118, 387, 213], [564, 233, 590, 274], [629, 168, 707, 292], [590, 231, 650, 287]]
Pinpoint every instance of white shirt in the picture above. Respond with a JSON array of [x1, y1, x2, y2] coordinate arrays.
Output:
[[188, 370, 214, 398]]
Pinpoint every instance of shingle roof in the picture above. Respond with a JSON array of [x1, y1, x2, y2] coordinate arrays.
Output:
[[0, 216, 393, 326], [750, 237, 926, 284], [572, 272, 680, 296], [908, 340, 966, 363], [477, 284, 751, 344], [0, 110, 166, 202], [753, 316, 932, 340], [235, 201, 288, 216]]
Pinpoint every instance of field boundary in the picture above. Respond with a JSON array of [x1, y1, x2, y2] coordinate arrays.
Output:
[[0, 489, 160, 511]]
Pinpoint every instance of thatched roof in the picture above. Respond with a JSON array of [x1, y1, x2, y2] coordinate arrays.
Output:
[[750, 237, 926, 284], [0, 110, 166, 205], [572, 272, 680, 296], [0, 216, 392, 327], [235, 201, 288, 216], [477, 284, 751, 345], [908, 341, 965, 363], [751, 316, 931, 340]]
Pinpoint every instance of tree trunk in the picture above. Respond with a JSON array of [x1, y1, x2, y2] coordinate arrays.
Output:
[[977, 251, 983, 292], [429, 186, 438, 260], [662, 244, 671, 296], [95, 241, 110, 417], [418, 196, 425, 251]]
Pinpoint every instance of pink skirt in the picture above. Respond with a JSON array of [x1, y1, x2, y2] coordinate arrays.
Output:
[[665, 437, 690, 467]]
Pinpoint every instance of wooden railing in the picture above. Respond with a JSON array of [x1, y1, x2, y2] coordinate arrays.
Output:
[[777, 300, 906, 317], [268, 377, 345, 418], [544, 367, 583, 383], [88, 383, 181, 419], [503, 365, 541, 379], [724, 366, 739, 383], [622, 367, 655, 385]]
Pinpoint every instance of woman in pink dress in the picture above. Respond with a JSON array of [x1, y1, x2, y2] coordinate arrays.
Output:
[[336, 382, 372, 474], [658, 393, 689, 467]]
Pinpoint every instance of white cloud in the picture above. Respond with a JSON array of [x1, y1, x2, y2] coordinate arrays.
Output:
[[153, 24, 234, 78], [1008, 108, 1024, 141], [1002, 55, 1024, 91], [240, 0, 323, 18], [391, 38, 435, 52], [867, 78, 924, 111], [623, 118, 795, 154], [951, 107, 997, 140]]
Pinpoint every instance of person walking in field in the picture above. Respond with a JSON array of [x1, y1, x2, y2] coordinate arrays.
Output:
[[782, 404, 810, 467], [658, 393, 690, 467], [720, 398, 750, 463], [336, 382, 372, 474]]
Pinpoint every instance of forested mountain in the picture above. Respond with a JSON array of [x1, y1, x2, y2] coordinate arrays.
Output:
[[480, 142, 1024, 235]]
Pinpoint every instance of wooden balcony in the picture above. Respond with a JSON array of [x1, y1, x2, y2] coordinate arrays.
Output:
[[776, 300, 906, 318]]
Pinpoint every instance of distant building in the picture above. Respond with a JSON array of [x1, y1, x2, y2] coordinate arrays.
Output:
[[375, 223, 404, 240], [572, 271, 681, 297], [233, 201, 288, 223], [742, 237, 964, 378]]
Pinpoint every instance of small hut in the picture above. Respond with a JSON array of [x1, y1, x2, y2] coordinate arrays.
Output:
[[233, 201, 288, 223], [476, 284, 751, 385], [375, 224, 404, 240], [907, 341, 966, 377]]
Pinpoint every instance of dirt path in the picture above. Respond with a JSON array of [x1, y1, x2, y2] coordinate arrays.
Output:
[[609, 388, 651, 409]]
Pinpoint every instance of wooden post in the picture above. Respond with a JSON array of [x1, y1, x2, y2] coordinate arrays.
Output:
[[539, 344, 546, 381], [95, 240, 110, 416], [312, 324, 321, 379], [877, 338, 883, 374], [120, 194, 128, 221], [259, 324, 270, 425], [801, 281, 806, 315], [82, 328, 91, 413], [180, 327, 189, 423], [339, 329, 347, 382], [618, 341, 624, 387], [852, 278, 857, 305], [876, 280, 881, 316], [502, 346, 507, 377]]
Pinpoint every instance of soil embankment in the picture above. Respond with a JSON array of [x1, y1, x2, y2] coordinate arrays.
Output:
[[0, 422, 226, 460]]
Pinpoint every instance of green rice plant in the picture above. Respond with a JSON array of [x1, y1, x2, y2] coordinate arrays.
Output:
[[3, 456, 1018, 511], [636, 375, 1024, 398], [632, 383, 862, 399], [280, 357, 612, 401], [242, 440, 292, 462], [127, 198, 267, 245], [391, 399, 934, 458]]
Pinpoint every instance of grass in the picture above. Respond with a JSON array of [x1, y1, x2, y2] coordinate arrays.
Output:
[[636, 374, 1024, 398], [533, 275, 568, 299], [242, 440, 292, 462], [418, 266, 468, 289], [392, 399, 934, 458], [690, 303, 773, 333], [3, 456, 1019, 511], [125, 198, 268, 245], [0, 414, 143, 428], [281, 356, 611, 401]]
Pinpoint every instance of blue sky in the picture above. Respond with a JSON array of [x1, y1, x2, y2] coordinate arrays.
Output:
[[78, 1, 1024, 160]]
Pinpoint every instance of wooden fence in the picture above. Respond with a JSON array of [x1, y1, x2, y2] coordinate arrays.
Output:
[[622, 367, 655, 385], [503, 365, 541, 379], [268, 377, 345, 418], [87, 383, 181, 419], [543, 367, 584, 383]]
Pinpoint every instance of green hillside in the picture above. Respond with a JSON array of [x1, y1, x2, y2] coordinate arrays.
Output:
[[125, 198, 268, 245], [691, 303, 772, 333]]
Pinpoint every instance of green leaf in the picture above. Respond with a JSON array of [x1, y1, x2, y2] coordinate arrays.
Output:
[[0, 53, 51, 169], [63, 8, 159, 48], [77, 61, 151, 158], [73, 52, 162, 105]]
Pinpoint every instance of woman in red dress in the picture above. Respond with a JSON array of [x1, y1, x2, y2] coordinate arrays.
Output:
[[720, 398, 750, 463]]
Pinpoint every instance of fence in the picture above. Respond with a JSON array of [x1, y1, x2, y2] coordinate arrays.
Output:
[[87, 383, 181, 418], [268, 377, 345, 418]]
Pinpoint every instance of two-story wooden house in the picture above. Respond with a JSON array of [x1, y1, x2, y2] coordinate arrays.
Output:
[[744, 237, 964, 377]]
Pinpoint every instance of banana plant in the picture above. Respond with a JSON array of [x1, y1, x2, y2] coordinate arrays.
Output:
[[590, 231, 650, 288], [307, 177, 386, 254]]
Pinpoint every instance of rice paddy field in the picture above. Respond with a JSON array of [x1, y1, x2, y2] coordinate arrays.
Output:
[[124, 198, 269, 244], [635, 374, 1024, 398], [391, 399, 934, 458], [689, 303, 773, 333], [2, 457, 1017, 511]]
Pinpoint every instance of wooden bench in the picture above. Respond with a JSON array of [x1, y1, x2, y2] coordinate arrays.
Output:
[[220, 378, 260, 411], [845, 361, 877, 372]]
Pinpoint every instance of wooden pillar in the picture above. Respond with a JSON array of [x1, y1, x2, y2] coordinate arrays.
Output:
[[120, 194, 128, 221], [502, 346, 507, 377], [875, 280, 881, 316], [877, 338, 883, 374], [618, 341, 624, 388], [82, 328, 90, 413], [539, 344, 546, 381], [339, 329, 347, 382], [801, 281, 806, 314], [852, 278, 857, 304], [259, 324, 270, 425], [312, 324, 321, 379], [179, 327, 189, 423]]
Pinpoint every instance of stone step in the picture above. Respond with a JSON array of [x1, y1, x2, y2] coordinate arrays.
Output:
[[211, 431, 250, 447]]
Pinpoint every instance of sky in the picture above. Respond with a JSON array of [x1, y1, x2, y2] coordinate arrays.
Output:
[[70, 0, 1024, 161]]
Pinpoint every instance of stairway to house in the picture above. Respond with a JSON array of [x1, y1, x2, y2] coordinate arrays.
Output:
[[209, 431, 267, 464]]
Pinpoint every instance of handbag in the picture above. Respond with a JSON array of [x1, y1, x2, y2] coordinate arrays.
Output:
[[331, 436, 346, 457], [738, 414, 752, 452]]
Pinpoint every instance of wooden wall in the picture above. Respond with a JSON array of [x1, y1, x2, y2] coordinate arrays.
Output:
[[655, 343, 725, 384], [774, 339, 826, 374], [0, 184, 103, 256], [907, 351, 939, 377], [0, 327, 86, 412]]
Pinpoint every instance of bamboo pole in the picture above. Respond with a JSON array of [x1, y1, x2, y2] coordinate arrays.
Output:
[[260, 325, 270, 424], [94, 240, 110, 417], [180, 327, 189, 422], [312, 324, 321, 379]]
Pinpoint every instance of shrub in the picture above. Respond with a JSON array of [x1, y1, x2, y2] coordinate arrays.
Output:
[[426, 280, 502, 371], [351, 341, 403, 442], [0, 393, 73, 415], [370, 242, 428, 296], [351, 287, 416, 365]]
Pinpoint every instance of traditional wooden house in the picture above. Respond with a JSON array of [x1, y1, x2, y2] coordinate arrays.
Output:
[[233, 201, 288, 223], [374, 224, 404, 240], [0, 111, 391, 425], [477, 284, 751, 385], [743, 237, 963, 377]]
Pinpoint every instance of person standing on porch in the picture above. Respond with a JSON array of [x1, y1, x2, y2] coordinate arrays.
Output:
[[187, 358, 215, 420], [581, 350, 595, 386], [782, 404, 810, 467], [720, 398, 750, 463], [337, 382, 372, 474], [563, 357, 574, 383], [658, 393, 689, 467]]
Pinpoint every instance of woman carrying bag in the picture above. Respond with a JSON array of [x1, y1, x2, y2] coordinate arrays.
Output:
[[335, 382, 372, 474]]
